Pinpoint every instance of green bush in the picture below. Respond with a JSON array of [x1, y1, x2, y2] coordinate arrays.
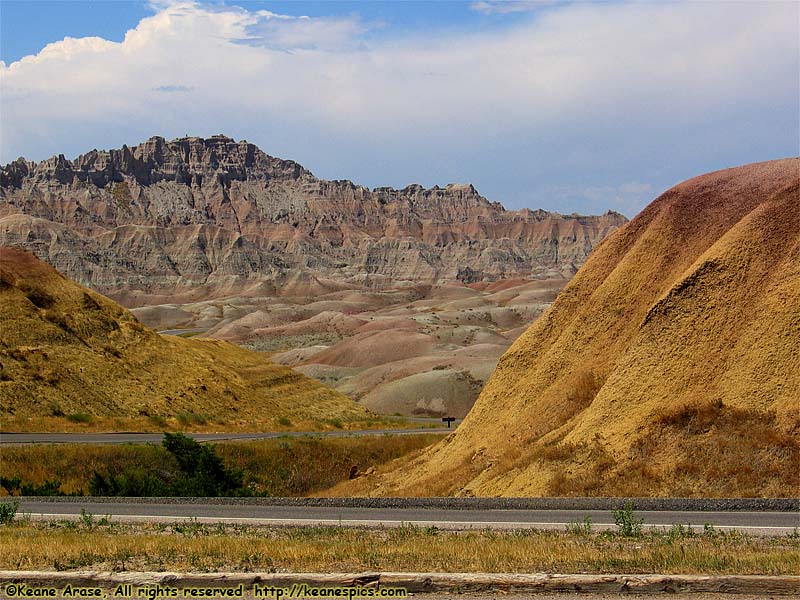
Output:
[[90, 433, 245, 497], [566, 515, 593, 536], [0, 501, 18, 525], [162, 432, 243, 496], [612, 502, 643, 537], [0, 475, 66, 496]]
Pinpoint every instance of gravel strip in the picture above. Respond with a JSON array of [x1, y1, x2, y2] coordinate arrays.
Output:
[[7, 496, 798, 511]]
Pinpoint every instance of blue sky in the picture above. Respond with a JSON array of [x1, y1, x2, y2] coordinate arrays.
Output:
[[1, 0, 798, 217], [1, 1, 531, 63]]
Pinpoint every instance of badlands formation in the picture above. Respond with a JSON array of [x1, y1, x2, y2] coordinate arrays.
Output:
[[333, 158, 800, 498], [132, 277, 564, 418], [0, 135, 625, 417], [0, 135, 625, 304], [0, 247, 367, 428]]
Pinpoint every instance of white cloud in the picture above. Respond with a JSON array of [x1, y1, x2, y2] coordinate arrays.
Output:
[[1, 1, 797, 216]]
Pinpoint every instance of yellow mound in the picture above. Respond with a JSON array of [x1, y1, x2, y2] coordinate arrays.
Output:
[[0, 247, 367, 427], [337, 158, 799, 498]]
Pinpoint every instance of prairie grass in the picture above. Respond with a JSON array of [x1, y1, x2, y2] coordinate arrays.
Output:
[[0, 520, 798, 574], [0, 434, 444, 496], [514, 403, 800, 498], [0, 414, 428, 434]]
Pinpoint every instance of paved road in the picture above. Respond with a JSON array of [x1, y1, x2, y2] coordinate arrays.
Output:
[[157, 328, 208, 336], [12, 499, 799, 535], [0, 428, 452, 445]]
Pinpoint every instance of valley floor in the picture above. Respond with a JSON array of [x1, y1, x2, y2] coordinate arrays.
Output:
[[132, 278, 565, 420]]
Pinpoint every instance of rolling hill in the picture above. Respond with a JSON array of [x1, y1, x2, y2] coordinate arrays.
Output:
[[333, 158, 800, 498], [0, 247, 367, 429]]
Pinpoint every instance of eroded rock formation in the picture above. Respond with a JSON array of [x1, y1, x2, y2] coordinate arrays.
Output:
[[1, 135, 626, 304]]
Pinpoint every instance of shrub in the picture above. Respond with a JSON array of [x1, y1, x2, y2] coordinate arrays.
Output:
[[0, 476, 22, 495], [90, 433, 245, 497], [22, 479, 64, 496], [566, 515, 593, 536], [0, 501, 18, 525], [612, 502, 643, 537], [163, 433, 243, 496], [667, 523, 696, 541], [89, 467, 168, 497], [0, 476, 66, 496]]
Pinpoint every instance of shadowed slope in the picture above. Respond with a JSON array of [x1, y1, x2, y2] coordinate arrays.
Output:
[[333, 158, 800, 497], [0, 247, 367, 426]]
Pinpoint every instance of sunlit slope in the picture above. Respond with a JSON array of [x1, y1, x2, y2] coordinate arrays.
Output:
[[0, 247, 367, 424], [346, 158, 799, 497]]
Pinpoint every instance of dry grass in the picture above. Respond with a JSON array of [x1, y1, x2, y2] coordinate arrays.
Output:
[[0, 247, 367, 426], [353, 159, 800, 497], [0, 434, 444, 496], [0, 415, 433, 434], [0, 520, 798, 574], [507, 403, 800, 498]]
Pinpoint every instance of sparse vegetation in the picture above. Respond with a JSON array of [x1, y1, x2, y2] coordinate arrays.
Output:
[[148, 414, 168, 427], [0, 501, 18, 525], [485, 402, 800, 499], [78, 509, 110, 529], [566, 515, 592, 536], [176, 410, 208, 426], [0, 247, 369, 429], [612, 502, 643, 537], [0, 413, 427, 434], [0, 520, 797, 574], [0, 433, 444, 497], [0, 476, 66, 496], [66, 412, 93, 424], [19, 283, 55, 309], [89, 433, 244, 497]]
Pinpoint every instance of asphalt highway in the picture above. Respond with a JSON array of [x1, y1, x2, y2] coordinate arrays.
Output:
[[157, 328, 209, 336], [0, 427, 453, 445], [11, 499, 799, 535]]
